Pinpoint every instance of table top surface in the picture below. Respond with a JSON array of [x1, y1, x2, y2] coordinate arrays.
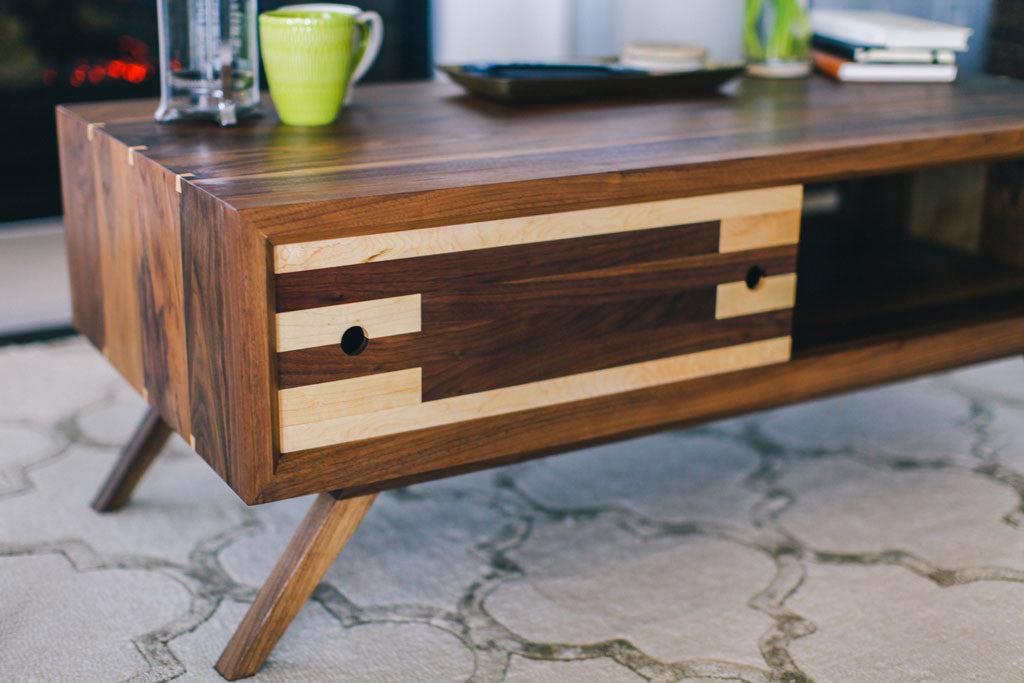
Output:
[[62, 73, 1024, 238]]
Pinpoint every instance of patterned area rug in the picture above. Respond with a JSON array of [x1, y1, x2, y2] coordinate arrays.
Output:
[[3, 337, 1024, 682]]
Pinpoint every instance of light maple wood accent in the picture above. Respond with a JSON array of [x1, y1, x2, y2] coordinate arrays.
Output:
[[280, 336, 792, 453], [86, 121, 105, 141], [215, 492, 377, 680], [275, 294, 421, 353], [279, 368, 422, 427], [274, 186, 804, 273], [719, 209, 802, 253], [716, 273, 798, 320], [175, 173, 196, 193], [127, 145, 147, 166]]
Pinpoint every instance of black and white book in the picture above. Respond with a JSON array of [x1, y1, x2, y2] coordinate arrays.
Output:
[[811, 35, 956, 64]]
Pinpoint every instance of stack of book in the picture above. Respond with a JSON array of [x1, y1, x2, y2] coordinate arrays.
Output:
[[810, 10, 973, 83]]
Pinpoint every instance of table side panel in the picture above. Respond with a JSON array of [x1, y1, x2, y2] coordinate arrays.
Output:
[[57, 109, 276, 502], [135, 154, 192, 437], [261, 315, 1024, 502], [180, 186, 276, 502], [56, 109, 106, 349], [267, 186, 801, 484], [57, 109, 189, 432], [91, 131, 146, 392]]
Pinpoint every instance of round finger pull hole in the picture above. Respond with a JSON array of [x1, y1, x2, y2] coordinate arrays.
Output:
[[745, 265, 767, 290], [340, 326, 369, 356]]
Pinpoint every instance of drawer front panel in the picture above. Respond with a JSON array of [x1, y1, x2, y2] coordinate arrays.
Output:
[[273, 186, 802, 454]]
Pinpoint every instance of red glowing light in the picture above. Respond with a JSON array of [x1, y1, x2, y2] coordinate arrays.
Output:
[[170, 59, 182, 71], [108, 60, 124, 78], [70, 71, 85, 87], [88, 65, 106, 85], [125, 64, 147, 83]]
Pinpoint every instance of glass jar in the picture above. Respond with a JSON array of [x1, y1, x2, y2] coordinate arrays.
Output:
[[155, 0, 260, 126], [744, 0, 812, 78]]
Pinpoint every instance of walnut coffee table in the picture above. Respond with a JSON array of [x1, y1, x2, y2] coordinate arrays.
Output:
[[57, 75, 1024, 678]]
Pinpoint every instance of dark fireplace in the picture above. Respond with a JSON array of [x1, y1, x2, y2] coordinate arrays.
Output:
[[0, 0, 430, 223]]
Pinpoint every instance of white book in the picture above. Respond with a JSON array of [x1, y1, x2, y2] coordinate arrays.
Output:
[[856, 48, 957, 64], [811, 10, 973, 51], [813, 51, 959, 83]]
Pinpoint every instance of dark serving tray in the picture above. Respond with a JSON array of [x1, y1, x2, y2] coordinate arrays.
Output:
[[439, 62, 746, 104]]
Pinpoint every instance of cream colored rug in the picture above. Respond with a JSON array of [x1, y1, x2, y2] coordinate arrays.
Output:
[[3, 337, 1024, 682]]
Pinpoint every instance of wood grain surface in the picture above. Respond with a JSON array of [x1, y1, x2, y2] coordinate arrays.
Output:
[[273, 198, 799, 454], [92, 131, 145, 392], [57, 72, 1024, 506], [215, 492, 377, 680], [716, 273, 798, 319], [135, 155, 191, 436], [276, 294, 422, 352], [60, 75, 1024, 246], [273, 186, 802, 273], [261, 314, 1024, 502], [57, 109, 106, 350], [274, 219, 724, 312], [180, 185, 275, 502], [279, 336, 793, 453], [91, 408, 173, 512]]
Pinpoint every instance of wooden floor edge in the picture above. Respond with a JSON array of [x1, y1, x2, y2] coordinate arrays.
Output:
[[258, 315, 1024, 503]]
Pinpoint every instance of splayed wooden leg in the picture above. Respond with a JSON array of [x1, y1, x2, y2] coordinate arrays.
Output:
[[215, 491, 377, 680], [91, 408, 172, 512]]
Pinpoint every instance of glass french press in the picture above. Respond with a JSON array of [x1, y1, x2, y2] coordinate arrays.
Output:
[[155, 0, 261, 125]]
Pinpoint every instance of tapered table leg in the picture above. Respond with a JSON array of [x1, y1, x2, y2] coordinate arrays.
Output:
[[91, 408, 173, 512], [216, 491, 378, 680]]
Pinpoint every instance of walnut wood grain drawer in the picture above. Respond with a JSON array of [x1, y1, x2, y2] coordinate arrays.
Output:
[[271, 186, 802, 455]]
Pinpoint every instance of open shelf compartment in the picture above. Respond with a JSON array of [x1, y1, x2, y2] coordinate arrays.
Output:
[[792, 167, 1024, 356]]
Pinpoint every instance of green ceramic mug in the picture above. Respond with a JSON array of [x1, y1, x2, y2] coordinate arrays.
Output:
[[259, 4, 383, 126]]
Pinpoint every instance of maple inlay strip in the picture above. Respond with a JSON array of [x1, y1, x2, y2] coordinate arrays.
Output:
[[276, 294, 421, 353], [274, 186, 803, 273], [279, 368, 422, 428], [715, 273, 798, 320], [279, 336, 792, 453], [719, 209, 803, 253]]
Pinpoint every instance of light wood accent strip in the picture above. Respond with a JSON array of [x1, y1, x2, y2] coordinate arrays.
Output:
[[719, 209, 802, 253], [175, 173, 196, 193], [279, 336, 792, 453], [274, 186, 804, 273], [279, 368, 422, 427], [275, 294, 421, 353], [127, 145, 148, 166], [716, 273, 798, 320], [86, 122, 105, 141]]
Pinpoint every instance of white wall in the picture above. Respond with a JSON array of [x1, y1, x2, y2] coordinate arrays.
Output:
[[432, 0, 574, 63], [433, 0, 745, 65]]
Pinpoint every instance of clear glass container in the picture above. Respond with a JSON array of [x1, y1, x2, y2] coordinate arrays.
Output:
[[744, 0, 812, 78], [155, 0, 260, 126]]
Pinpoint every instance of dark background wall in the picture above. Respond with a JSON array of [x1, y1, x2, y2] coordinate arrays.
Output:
[[0, 0, 430, 223]]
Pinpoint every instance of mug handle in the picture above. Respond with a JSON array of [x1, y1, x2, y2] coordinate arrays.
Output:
[[345, 10, 383, 103]]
